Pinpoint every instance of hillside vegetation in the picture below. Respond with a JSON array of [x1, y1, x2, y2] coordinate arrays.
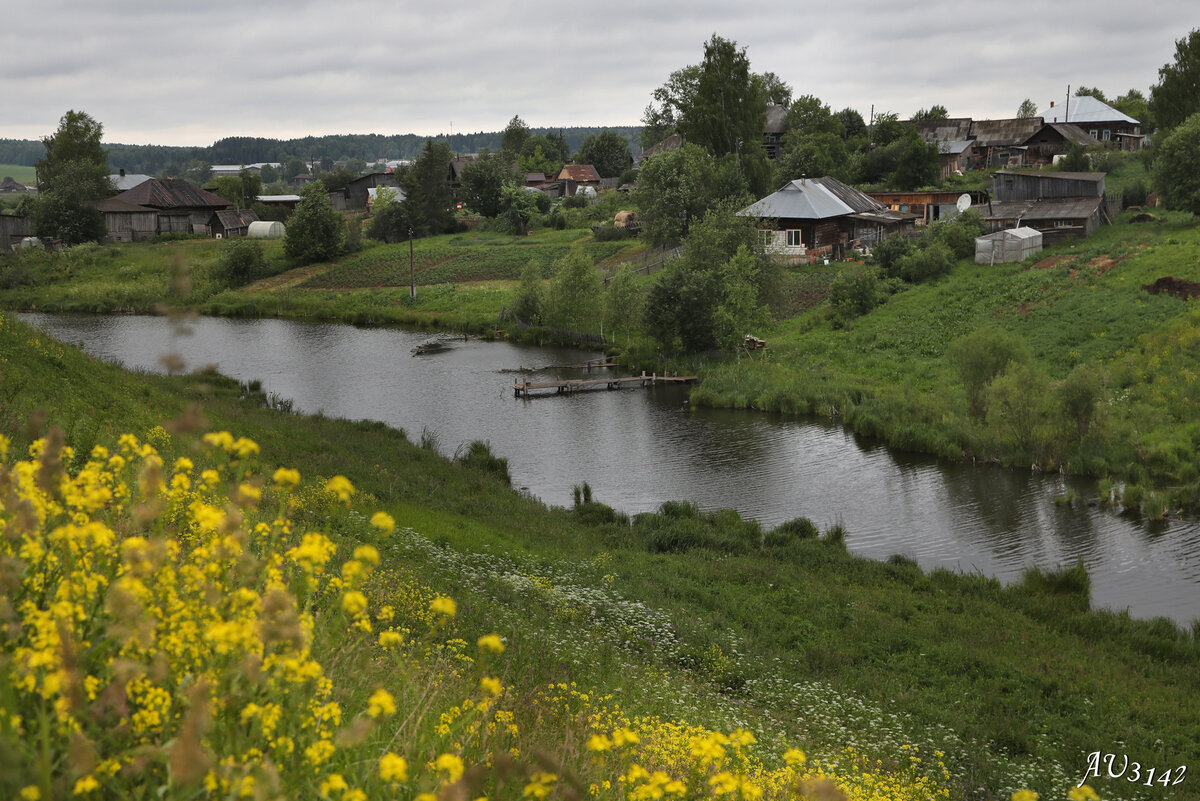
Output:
[[2, 301, 1198, 801]]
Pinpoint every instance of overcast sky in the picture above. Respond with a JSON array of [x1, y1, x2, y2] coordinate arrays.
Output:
[[3, 1, 1191, 148]]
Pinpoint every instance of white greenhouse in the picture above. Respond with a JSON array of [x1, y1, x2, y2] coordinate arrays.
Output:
[[975, 227, 1042, 264], [248, 220, 286, 239]]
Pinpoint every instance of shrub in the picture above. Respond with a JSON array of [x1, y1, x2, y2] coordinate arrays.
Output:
[[763, 517, 819, 548], [827, 266, 880, 325], [871, 233, 914, 279], [946, 326, 1030, 418], [1021, 562, 1091, 611], [219, 238, 265, 284], [453, 440, 510, 484], [591, 222, 631, 241], [898, 241, 954, 283]]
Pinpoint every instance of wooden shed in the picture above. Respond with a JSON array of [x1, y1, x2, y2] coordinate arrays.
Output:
[[975, 227, 1042, 264], [991, 170, 1105, 202], [97, 198, 158, 242]]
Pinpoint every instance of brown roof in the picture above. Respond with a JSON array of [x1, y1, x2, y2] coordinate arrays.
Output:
[[114, 178, 229, 211], [96, 197, 155, 213], [911, 118, 974, 143], [558, 164, 602, 182], [969, 118, 1044, 147]]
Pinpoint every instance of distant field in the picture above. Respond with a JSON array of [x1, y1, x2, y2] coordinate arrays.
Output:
[[0, 164, 36, 185]]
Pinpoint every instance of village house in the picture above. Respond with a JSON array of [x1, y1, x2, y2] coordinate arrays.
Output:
[[208, 208, 260, 239], [96, 198, 158, 242], [107, 178, 231, 237], [982, 170, 1109, 243], [558, 164, 603, 197], [738, 176, 916, 263], [867, 189, 989, 226], [1019, 123, 1098, 166], [345, 172, 399, 210], [1036, 95, 1142, 150]]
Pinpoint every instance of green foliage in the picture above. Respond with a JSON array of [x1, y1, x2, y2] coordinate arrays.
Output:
[[827, 266, 880, 325], [284, 182, 345, 264], [632, 143, 748, 247], [460, 152, 512, 217], [1016, 99, 1039, 119], [946, 326, 1030, 418], [453, 439, 511, 485], [500, 115, 531, 156], [367, 188, 414, 244], [401, 139, 457, 236], [512, 260, 543, 325], [543, 245, 602, 332], [602, 263, 641, 344], [1059, 142, 1091, 172], [713, 245, 771, 352], [577, 131, 632, 179], [928, 210, 983, 260], [910, 104, 949, 120], [1151, 112, 1200, 215], [219, 238, 265, 284], [986, 360, 1053, 457], [1150, 28, 1200, 131], [1057, 365, 1104, 444], [30, 110, 111, 246], [871, 233, 915, 279], [498, 183, 539, 236], [896, 241, 954, 283], [858, 121, 940, 190]]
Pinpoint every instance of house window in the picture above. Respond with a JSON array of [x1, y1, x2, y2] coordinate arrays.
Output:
[[1089, 129, 1098, 139], [786, 229, 804, 248], [758, 230, 775, 249], [1102, 129, 1112, 141], [1054, 220, 1073, 228]]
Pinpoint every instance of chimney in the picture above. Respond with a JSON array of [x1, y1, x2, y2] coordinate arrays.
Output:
[[1050, 101, 1055, 108], [119, 168, 126, 177]]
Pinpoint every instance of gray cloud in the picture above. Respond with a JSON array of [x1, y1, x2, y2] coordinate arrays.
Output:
[[2, 0, 1191, 146]]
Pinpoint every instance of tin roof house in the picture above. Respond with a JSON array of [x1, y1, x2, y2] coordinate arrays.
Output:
[[1036, 96, 1142, 150], [738, 176, 915, 263]]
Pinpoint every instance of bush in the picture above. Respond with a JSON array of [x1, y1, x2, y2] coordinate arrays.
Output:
[[827, 266, 880, 325], [453, 440, 510, 484], [591, 222, 631, 241], [946, 326, 1030, 418], [763, 517, 819, 548], [219, 238, 265, 284], [897, 241, 954, 283], [562, 194, 589, 209], [871, 233, 914, 279]]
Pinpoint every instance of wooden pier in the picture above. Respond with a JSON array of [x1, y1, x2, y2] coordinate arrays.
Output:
[[513, 371, 697, 397]]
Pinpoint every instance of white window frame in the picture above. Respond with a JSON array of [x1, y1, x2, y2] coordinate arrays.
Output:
[[786, 229, 804, 248]]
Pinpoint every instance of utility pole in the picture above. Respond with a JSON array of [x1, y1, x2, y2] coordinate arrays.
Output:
[[409, 227, 416, 299]]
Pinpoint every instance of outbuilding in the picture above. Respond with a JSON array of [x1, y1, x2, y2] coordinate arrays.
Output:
[[975, 227, 1042, 264], [248, 220, 286, 239]]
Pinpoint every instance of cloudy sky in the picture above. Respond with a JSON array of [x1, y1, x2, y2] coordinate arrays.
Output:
[[3, 1, 1191, 148]]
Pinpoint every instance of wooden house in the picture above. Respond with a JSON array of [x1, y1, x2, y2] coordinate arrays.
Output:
[[967, 118, 1044, 167], [0, 215, 32, 250], [739, 176, 916, 263], [558, 164, 603, 197], [346, 172, 399, 210], [935, 140, 975, 180], [763, 104, 788, 160], [867, 190, 989, 226], [1036, 96, 1142, 150], [1020, 123, 1098, 166], [109, 178, 231, 235], [96, 198, 158, 242], [982, 197, 1103, 243], [990, 170, 1105, 202], [209, 209, 259, 238]]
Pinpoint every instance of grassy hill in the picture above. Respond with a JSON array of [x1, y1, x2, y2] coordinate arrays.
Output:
[[2, 298, 1197, 800]]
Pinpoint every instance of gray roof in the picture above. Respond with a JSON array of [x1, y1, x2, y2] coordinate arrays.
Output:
[[969, 118, 1044, 147], [738, 176, 884, 220], [911, 118, 973, 143], [978, 227, 1042, 241], [992, 169, 1106, 183], [1037, 95, 1138, 125], [110, 173, 153, 191], [764, 104, 788, 134], [937, 139, 974, 155], [984, 197, 1103, 221]]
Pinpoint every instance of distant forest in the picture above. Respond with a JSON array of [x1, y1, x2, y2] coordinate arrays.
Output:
[[0, 127, 643, 176]]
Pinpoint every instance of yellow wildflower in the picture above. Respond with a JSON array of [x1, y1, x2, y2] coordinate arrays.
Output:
[[232, 437, 260, 458], [19, 787, 41, 801], [344, 791, 366, 801], [477, 634, 505, 653], [202, 431, 235, 452], [273, 467, 301, 486], [72, 776, 99, 795], [1012, 792, 1039, 801], [783, 748, 807, 767], [1068, 789, 1099, 801], [430, 596, 457, 618], [480, 676, 503, 696], [325, 475, 355, 502], [353, 544, 380, 565], [370, 511, 396, 534], [612, 727, 639, 747], [436, 753, 465, 783], [342, 591, 368, 616], [367, 688, 396, 719], [378, 630, 403, 649], [586, 734, 613, 752], [320, 773, 348, 796], [379, 753, 408, 782]]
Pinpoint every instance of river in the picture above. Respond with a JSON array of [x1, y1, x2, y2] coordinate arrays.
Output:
[[16, 312, 1200, 624]]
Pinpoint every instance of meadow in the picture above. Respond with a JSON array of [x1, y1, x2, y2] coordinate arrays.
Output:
[[1, 307, 1196, 801]]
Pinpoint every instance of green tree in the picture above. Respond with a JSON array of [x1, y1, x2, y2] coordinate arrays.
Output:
[[946, 327, 1030, 418], [517, 145, 560, 179], [827, 266, 880, 325], [498, 183, 539, 236], [872, 233, 915, 279], [460, 151, 511, 217], [544, 246, 602, 332], [501, 115, 531, 156], [759, 71, 792, 106], [577, 131, 632, 178], [1113, 89, 1153, 130], [1074, 86, 1109, 103], [31, 110, 112, 245], [713, 245, 771, 352], [1060, 141, 1092, 172], [1151, 29, 1200, 131], [835, 108, 868, 141], [1016, 99, 1039, 119], [401, 140, 456, 236], [35, 110, 110, 193], [986, 361, 1053, 458], [367, 187, 414, 244], [1151, 112, 1200, 215], [284, 182, 344, 263], [640, 64, 701, 149], [512, 261, 544, 325], [603, 263, 642, 344], [911, 105, 949, 120], [632, 143, 748, 246]]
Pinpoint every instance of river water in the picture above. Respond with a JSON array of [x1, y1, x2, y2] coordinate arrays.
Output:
[[16, 312, 1200, 624]]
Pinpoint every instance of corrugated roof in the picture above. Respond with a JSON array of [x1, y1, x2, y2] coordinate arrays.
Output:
[[912, 118, 973, 143], [969, 118, 1043, 146], [992, 170, 1105, 182], [1037, 95, 1139, 125], [96, 198, 155, 213], [984, 197, 1103, 221], [738, 176, 884, 220], [109, 173, 153, 191], [559, 164, 602, 182], [114, 178, 229, 210], [937, 139, 974, 155]]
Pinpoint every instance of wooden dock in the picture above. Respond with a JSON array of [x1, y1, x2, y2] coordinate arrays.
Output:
[[513, 371, 697, 397]]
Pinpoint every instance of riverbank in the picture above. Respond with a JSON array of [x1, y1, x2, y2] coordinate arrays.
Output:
[[3, 309, 1198, 801]]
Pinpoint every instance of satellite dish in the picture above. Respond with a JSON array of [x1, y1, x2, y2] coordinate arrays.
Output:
[[956, 193, 972, 213]]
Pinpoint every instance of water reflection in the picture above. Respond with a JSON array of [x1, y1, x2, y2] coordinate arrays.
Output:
[[15, 311, 1200, 624]]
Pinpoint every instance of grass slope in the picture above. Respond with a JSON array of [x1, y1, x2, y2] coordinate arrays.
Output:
[[2, 311, 1197, 801]]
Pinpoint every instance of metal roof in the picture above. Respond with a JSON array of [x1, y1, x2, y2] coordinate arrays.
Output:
[[911, 118, 973, 143], [1036, 95, 1139, 125], [110, 173, 153, 191], [114, 178, 230, 210], [937, 139, 974, 155], [738, 176, 884, 220], [984, 197, 1103, 221], [992, 170, 1106, 182], [559, 164, 602, 182], [969, 118, 1044, 146], [978, 226, 1042, 241]]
